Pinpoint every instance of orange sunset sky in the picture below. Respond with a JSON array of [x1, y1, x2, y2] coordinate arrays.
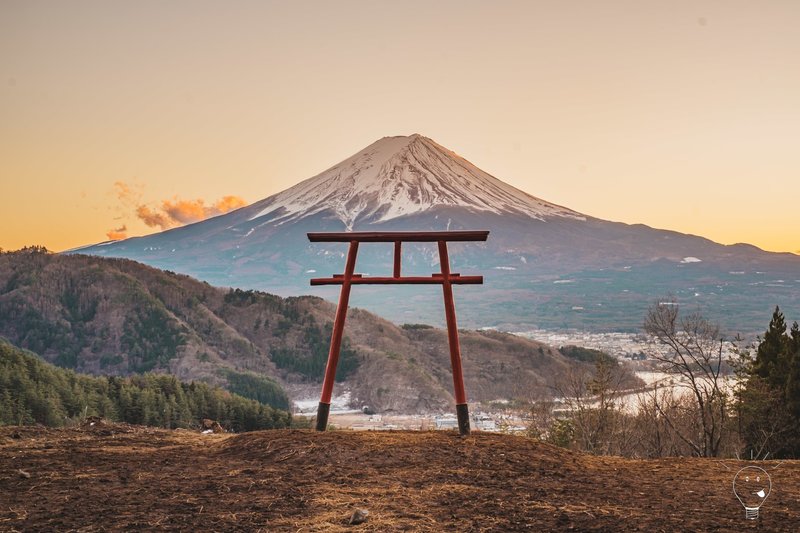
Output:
[[1, 1, 799, 254]]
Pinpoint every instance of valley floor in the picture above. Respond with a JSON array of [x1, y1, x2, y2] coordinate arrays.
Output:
[[1, 423, 798, 532]]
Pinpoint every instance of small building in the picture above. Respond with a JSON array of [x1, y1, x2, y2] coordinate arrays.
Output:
[[473, 414, 497, 431], [434, 416, 459, 430]]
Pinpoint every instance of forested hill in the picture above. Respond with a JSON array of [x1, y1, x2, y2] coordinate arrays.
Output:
[[0, 248, 581, 412], [1, 247, 294, 409], [0, 340, 291, 431]]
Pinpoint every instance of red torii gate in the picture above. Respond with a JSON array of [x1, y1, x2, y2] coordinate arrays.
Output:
[[308, 230, 489, 436]]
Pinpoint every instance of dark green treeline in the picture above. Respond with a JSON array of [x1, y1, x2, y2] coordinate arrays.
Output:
[[0, 340, 292, 432]]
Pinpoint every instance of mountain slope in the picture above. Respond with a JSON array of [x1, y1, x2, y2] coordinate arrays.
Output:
[[0, 249, 578, 412], [73, 134, 800, 332]]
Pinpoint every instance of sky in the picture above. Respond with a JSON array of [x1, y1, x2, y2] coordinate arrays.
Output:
[[2, 1, 799, 254]]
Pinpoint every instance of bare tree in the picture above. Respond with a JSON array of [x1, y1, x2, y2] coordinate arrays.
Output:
[[643, 299, 729, 457], [554, 365, 596, 452], [635, 384, 709, 457], [526, 397, 559, 441], [634, 386, 671, 458], [553, 354, 631, 455]]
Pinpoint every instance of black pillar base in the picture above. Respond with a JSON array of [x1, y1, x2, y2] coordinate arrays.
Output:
[[315, 402, 331, 431], [456, 403, 471, 436]]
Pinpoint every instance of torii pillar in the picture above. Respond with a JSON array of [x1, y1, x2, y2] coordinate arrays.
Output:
[[308, 230, 489, 436]]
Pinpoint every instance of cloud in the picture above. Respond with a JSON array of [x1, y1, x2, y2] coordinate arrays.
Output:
[[162, 198, 209, 225], [106, 225, 128, 241], [109, 181, 247, 233], [112, 180, 144, 206], [213, 195, 248, 214], [136, 205, 175, 229], [137, 195, 247, 230]]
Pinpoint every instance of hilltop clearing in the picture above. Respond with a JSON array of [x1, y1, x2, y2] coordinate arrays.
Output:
[[1, 424, 797, 531]]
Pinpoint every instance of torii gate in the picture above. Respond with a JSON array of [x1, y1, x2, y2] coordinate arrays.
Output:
[[308, 230, 489, 436]]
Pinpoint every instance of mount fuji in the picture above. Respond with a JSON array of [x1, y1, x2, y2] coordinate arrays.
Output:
[[248, 134, 583, 229], [74, 134, 800, 332]]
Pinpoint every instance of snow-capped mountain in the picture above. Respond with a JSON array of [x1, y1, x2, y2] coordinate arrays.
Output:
[[249, 134, 583, 229], [73, 134, 800, 333]]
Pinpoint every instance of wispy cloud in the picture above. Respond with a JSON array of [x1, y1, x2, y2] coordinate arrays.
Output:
[[113, 180, 142, 205], [159, 196, 247, 227], [106, 225, 128, 240], [137, 196, 247, 230], [108, 180, 247, 235], [135, 205, 174, 229]]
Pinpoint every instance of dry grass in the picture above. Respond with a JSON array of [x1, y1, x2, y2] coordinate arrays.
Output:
[[1, 423, 798, 531]]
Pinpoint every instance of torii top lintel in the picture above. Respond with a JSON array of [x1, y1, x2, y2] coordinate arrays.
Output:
[[307, 230, 489, 243]]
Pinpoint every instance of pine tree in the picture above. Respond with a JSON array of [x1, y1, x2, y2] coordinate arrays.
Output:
[[754, 306, 789, 385], [741, 308, 800, 458], [786, 322, 800, 420]]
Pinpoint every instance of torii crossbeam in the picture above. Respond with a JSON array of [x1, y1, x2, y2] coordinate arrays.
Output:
[[308, 230, 489, 435]]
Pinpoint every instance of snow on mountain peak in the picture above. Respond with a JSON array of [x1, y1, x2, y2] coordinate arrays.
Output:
[[250, 134, 585, 229]]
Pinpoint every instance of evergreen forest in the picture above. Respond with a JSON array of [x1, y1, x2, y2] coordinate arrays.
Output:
[[0, 339, 292, 432]]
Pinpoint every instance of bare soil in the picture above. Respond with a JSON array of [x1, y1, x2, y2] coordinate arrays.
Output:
[[1, 423, 798, 532]]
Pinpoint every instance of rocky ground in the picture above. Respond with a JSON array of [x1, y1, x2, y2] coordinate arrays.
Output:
[[1, 422, 798, 532]]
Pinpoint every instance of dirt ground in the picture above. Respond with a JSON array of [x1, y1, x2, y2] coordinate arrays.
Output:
[[1, 423, 798, 532]]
